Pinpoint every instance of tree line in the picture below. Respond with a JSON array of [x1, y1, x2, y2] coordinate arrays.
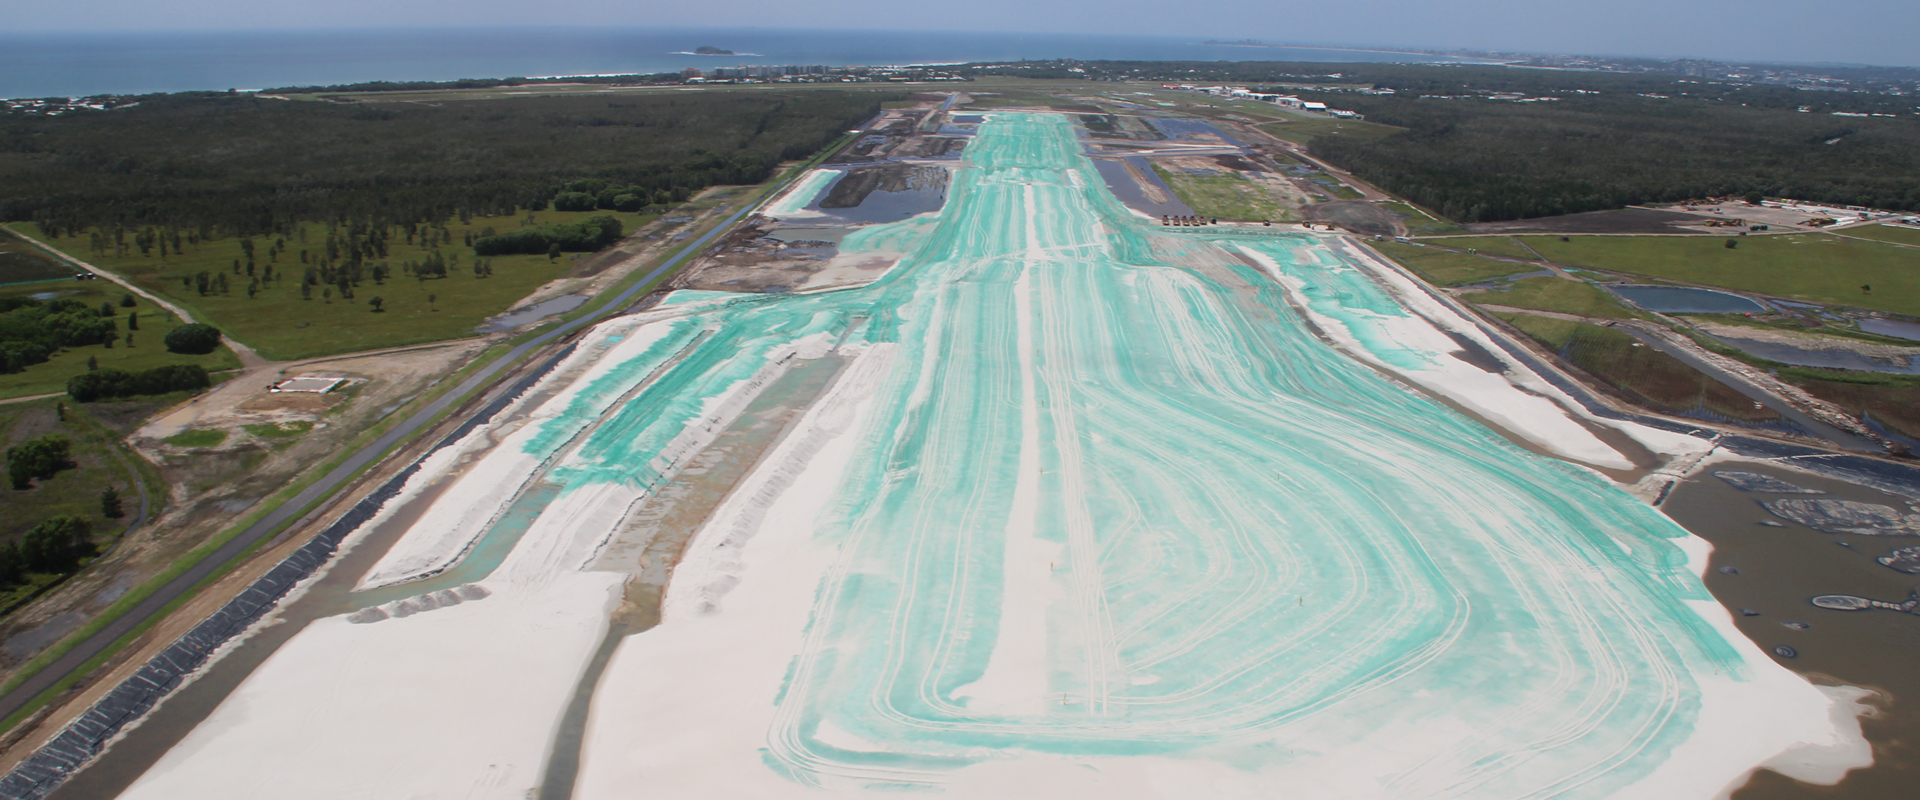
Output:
[[1300, 90, 1920, 221], [66, 363, 211, 402], [472, 215, 623, 256], [1, 90, 886, 238]]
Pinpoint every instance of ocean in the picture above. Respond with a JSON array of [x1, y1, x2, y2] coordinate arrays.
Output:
[[0, 26, 1486, 98]]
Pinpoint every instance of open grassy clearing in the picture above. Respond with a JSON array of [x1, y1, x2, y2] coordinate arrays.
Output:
[[1255, 117, 1403, 145], [1372, 241, 1540, 287], [17, 207, 668, 361], [1424, 235, 1539, 261], [1462, 276, 1642, 319], [1522, 233, 1920, 316], [0, 277, 242, 400], [1150, 165, 1289, 221], [0, 398, 156, 611], [1836, 224, 1920, 248]]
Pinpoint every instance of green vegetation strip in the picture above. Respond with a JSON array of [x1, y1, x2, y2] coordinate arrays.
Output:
[[1462, 276, 1642, 319], [1371, 242, 1539, 287], [1836, 224, 1920, 248], [1423, 236, 1538, 261]]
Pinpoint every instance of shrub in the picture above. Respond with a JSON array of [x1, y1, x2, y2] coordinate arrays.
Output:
[[67, 364, 211, 402], [20, 516, 92, 574], [552, 191, 598, 212], [164, 322, 222, 354], [7, 433, 71, 490], [472, 215, 623, 256]]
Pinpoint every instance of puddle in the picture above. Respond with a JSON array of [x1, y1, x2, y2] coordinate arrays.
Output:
[[1710, 335, 1920, 375], [475, 295, 589, 333], [1859, 319, 1920, 342], [1091, 157, 1192, 218], [1144, 117, 1249, 146], [1608, 284, 1766, 313]]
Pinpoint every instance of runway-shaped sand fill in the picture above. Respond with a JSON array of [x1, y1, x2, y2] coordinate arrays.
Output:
[[113, 113, 1865, 800]]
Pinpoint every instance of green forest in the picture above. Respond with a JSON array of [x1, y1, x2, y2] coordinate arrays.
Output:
[[1302, 92, 1920, 221], [0, 90, 886, 236]]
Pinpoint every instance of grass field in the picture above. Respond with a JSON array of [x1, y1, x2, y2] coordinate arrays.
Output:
[[0, 397, 156, 609], [0, 279, 243, 400], [1151, 165, 1290, 221], [1380, 201, 1466, 236], [1462, 276, 1642, 319], [1521, 233, 1920, 316], [1836, 224, 1920, 248], [1372, 241, 1540, 287], [13, 205, 669, 361], [1256, 117, 1403, 145], [1425, 236, 1539, 261]]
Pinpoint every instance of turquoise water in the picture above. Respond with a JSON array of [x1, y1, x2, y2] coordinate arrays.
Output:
[[533, 114, 1748, 795]]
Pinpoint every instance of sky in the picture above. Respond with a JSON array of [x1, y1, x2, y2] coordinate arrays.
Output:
[[4, 0, 1917, 67]]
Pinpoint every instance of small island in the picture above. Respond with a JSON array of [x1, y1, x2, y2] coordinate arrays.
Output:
[[694, 46, 734, 56]]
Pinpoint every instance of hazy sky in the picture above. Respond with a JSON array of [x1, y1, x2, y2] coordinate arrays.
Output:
[[7, 0, 1917, 67]]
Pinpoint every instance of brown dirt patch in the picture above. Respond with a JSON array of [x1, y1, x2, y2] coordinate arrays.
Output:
[[1466, 208, 1713, 235], [1305, 202, 1397, 237]]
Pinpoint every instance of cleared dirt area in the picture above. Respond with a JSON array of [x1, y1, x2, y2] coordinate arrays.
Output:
[[0, 339, 485, 685], [829, 97, 967, 165], [1306, 201, 1399, 237], [819, 163, 949, 210], [1465, 207, 1713, 235], [668, 216, 901, 295]]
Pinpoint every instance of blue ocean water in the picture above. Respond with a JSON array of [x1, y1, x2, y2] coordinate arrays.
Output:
[[0, 26, 1484, 98]]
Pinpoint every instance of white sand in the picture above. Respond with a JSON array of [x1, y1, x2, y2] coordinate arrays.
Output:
[[1241, 243, 1640, 470], [113, 115, 1873, 800], [118, 572, 622, 800], [359, 314, 685, 590]]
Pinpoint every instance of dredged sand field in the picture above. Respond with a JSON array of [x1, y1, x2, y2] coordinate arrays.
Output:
[[113, 113, 1867, 800]]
